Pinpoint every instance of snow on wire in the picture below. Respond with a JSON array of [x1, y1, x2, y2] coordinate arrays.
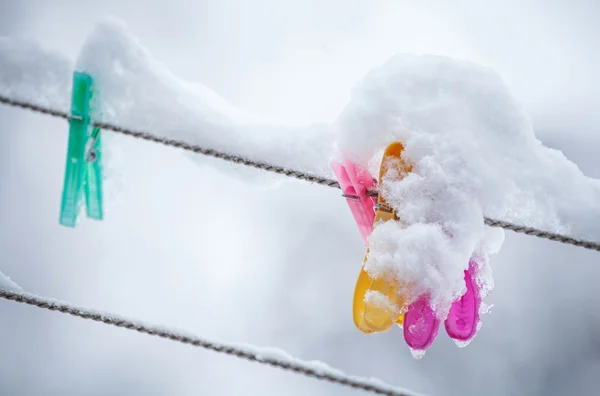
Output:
[[1, 94, 599, 253], [0, 288, 423, 396]]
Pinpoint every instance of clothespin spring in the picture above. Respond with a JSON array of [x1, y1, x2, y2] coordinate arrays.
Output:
[[85, 127, 101, 163]]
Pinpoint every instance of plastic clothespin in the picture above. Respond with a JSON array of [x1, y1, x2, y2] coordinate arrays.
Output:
[[59, 71, 103, 228], [330, 159, 377, 244], [333, 145, 483, 354]]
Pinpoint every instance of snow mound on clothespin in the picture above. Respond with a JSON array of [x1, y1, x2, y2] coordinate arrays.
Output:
[[335, 54, 600, 316]]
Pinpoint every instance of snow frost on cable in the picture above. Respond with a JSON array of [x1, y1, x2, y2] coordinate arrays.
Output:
[[75, 18, 336, 184]]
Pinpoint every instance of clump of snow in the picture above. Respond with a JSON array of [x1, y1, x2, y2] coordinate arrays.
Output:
[[364, 289, 400, 314], [480, 302, 493, 315], [335, 53, 600, 319], [0, 38, 71, 109], [0, 270, 21, 292], [237, 342, 418, 394], [75, 18, 336, 184], [453, 338, 472, 349], [409, 348, 426, 360]]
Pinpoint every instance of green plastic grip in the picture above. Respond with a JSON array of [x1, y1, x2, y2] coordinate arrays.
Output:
[[59, 72, 103, 227]]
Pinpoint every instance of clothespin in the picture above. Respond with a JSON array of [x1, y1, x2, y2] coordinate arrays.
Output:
[[332, 142, 483, 355], [59, 71, 104, 227], [330, 160, 377, 244], [332, 150, 406, 334]]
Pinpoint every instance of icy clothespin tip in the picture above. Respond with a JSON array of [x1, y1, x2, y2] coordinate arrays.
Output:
[[59, 71, 104, 228]]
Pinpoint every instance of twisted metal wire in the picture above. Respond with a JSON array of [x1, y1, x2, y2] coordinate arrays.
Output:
[[2, 94, 599, 252], [0, 95, 340, 188], [0, 289, 420, 396]]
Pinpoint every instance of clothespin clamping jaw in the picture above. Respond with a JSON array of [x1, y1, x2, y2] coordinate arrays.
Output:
[[330, 160, 377, 244], [59, 71, 104, 228]]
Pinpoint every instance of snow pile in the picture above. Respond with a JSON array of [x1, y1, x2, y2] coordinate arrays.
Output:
[[335, 54, 600, 317], [0, 270, 21, 292], [0, 38, 72, 109], [75, 19, 335, 182]]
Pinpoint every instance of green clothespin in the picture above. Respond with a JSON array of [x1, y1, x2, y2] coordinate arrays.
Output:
[[59, 71, 104, 227]]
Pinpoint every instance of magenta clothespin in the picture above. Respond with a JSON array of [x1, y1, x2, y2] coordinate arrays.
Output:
[[404, 258, 482, 352], [331, 159, 377, 244], [403, 295, 441, 351], [444, 259, 481, 342]]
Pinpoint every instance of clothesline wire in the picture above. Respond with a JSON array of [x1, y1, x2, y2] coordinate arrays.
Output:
[[0, 288, 422, 396], [1, 94, 599, 252]]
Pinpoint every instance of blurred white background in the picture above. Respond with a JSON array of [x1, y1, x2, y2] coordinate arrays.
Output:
[[1, 1, 599, 395]]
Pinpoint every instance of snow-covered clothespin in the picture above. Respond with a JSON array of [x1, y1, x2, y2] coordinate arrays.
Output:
[[59, 71, 104, 228], [332, 142, 483, 356]]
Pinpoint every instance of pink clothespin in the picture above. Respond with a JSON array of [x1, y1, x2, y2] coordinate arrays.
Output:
[[331, 159, 377, 244], [404, 259, 482, 351], [444, 259, 481, 341]]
